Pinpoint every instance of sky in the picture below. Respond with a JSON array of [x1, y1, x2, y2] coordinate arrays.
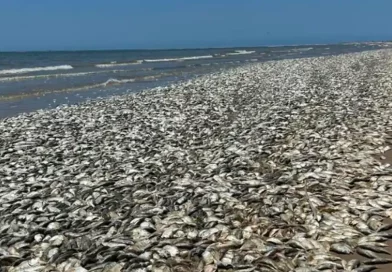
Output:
[[0, 0, 391, 51]]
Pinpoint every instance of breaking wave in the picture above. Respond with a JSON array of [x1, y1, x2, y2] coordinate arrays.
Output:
[[0, 75, 166, 101], [0, 70, 119, 82], [226, 50, 256, 56], [102, 78, 135, 86], [0, 65, 73, 75], [292, 47, 313, 52], [95, 60, 143, 68], [143, 55, 213, 63]]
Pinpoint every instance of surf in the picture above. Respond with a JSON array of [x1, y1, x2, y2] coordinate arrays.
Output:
[[0, 65, 73, 75]]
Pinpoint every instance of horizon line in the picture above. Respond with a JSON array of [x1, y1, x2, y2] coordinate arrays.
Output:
[[0, 39, 391, 53]]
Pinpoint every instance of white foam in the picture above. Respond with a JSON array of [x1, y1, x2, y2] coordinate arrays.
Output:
[[180, 55, 213, 61], [143, 58, 179, 63], [0, 65, 73, 75], [226, 50, 256, 56], [140, 75, 161, 81], [2, 76, 139, 99], [0, 70, 126, 82], [102, 78, 135, 86], [95, 60, 142, 68], [292, 47, 313, 52], [144, 55, 213, 63]]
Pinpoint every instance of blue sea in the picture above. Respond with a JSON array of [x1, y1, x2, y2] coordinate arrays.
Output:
[[1, 42, 391, 118]]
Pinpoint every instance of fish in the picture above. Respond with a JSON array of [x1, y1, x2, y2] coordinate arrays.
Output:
[[2, 48, 392, 271]]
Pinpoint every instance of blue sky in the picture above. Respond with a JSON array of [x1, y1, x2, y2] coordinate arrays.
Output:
[[0, 0, 391, 51]]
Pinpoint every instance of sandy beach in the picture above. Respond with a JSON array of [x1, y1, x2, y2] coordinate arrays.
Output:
[[2, 49, 392, 271]]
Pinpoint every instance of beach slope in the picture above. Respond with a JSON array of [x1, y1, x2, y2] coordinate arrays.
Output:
[[1, 50, 392, 271]]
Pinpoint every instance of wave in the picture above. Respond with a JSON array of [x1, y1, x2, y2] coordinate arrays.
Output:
[[95, 60, 143, 68], [152, 65, 188, 71], [0, 78, 136, 101], [0, 74, 168, 101], [292, 47, 313, 52], [271, 50, 290, 53], [179, 55, 214, 61], [271, 47, 313, 54], [0, 65, 73, 75], [0, 71, 99, 82], [143, 55, 213, 63], [144, 75, 162, 80], [102, 78, 135, 86], [0, 70, 127, 82], [0, 71, 187, 102], [226, 50, 256, 56]]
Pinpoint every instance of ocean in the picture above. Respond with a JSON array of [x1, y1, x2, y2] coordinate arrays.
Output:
[[0, 42, 391, 118]]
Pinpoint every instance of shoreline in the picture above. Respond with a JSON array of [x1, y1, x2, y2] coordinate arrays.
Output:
[[1, 50, 392, 271], [1, 43, 391, 120]]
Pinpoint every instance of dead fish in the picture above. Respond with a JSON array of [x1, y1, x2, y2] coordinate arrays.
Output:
[[357, 248, 379, 259], [359, 244, 390, 255], [346, 259, 360, 270], [377, 222, 392, 232], [330, 242, 352, 254], [1, 49, 392, 272], [363, 258, 392, 265]]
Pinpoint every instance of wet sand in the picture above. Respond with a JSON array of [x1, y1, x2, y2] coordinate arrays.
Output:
[[334, 220, 392, 271], [379, 149, 392, 166]]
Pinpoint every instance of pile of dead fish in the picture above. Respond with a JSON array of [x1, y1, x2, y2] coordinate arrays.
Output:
[[2, 49, 392, 272]]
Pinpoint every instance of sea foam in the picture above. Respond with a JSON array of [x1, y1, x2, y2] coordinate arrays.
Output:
[[0, 65, 73, 75], [226, 50, 256, 56], [144, 55, 213, 62], [0, 70, 115, 82], [102, 78, 135, 86], [95, 60, 143, 68]]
